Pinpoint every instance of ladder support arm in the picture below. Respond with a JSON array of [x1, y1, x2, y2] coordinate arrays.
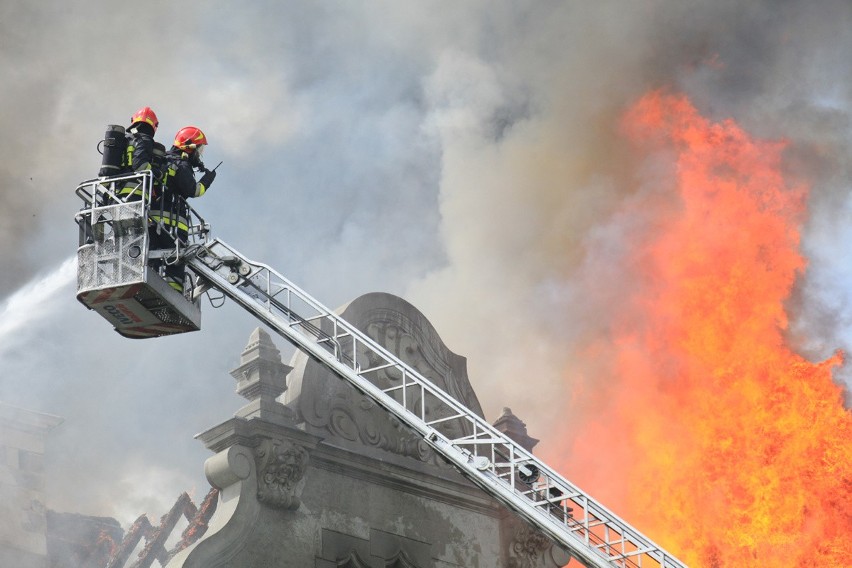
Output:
[[185, 238, 688, 568]]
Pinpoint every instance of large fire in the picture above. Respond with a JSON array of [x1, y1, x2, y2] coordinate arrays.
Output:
[[560, 92, 852, 567]]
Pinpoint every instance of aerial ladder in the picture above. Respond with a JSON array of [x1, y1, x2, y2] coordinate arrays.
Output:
[[74, 172, 688, 568]]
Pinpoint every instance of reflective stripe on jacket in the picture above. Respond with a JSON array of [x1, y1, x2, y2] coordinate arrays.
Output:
[[119, 129, 157, 201], [149, 211, 190, 232], [157, 147, 206, 235], [125, 130, 154, 174]]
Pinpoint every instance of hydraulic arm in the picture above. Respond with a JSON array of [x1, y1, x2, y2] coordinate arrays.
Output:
[[184, 239, 687, 568]]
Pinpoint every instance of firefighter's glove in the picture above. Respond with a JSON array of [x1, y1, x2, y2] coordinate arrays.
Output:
[[199, 168, 216, 189]]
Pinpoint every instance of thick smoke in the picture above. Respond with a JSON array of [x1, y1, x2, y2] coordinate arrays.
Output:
[[1, 0, 851, 539], [407, 0, 852, 441]]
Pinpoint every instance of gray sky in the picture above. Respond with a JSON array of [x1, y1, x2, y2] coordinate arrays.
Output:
[[1, 0, 852, 531]]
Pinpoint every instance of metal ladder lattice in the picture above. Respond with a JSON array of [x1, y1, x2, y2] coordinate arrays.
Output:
[[186, 238, 687, 568]]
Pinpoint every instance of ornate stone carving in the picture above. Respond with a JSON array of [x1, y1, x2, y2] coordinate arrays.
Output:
[[254, 438, 309, 510], [337, 551, 371, 568], [506, 521, 572, 568], [509, 524, 553, 568], [317, 528, 428, 568], [167, 445, 260, 568], [386, 550, 419, 568], [170, 424, 323, 566], [324, 394, 435, 463], [283, 293, 484, 464]]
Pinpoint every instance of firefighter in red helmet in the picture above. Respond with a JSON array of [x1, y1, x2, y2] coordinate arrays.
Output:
[[118, 106, 165, 201], [151, 126, 217, 292], [167, 126, 217, 199]]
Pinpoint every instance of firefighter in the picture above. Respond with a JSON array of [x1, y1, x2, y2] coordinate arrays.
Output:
[[151, 126, 217, 292], [118, 106, 162, 202], [165, 126, 217, 204], [83, 107, 163, 245]]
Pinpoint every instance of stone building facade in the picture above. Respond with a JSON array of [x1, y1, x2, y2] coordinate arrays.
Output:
[[167, 293, 570, 568], [0, 401, 63, 568]]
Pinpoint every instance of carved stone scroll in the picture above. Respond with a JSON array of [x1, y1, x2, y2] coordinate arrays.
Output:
[[283, 293, 484, 464], [506, 521, 572, 568]]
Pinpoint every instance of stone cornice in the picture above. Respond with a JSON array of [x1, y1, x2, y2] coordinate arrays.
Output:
[[195, 416, 320, 454], [196, 416, 502, 518], [310, 438, 503, 518], [0, 401, 63, 434]]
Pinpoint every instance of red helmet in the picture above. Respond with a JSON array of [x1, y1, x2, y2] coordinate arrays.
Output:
[[173, 126, 208, 152], [130, 106, 159, 131]]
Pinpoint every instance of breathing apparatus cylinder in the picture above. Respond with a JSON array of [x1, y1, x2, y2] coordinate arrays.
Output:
[[98, 125, 128, 177]]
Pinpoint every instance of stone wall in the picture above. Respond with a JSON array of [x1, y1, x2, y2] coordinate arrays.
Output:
[[166, 294, 569, 568], [0, 402, 63, 568]]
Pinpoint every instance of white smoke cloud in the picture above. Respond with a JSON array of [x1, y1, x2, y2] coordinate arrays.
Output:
[[1, 0, 851, 542]]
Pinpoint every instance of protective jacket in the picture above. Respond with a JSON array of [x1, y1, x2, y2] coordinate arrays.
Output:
[[127, 130, 155, 172], [151, 148, 214, 239], [118, 124, 162, 201], [165, 148, 214, 200], [147, 147, 215, 293]]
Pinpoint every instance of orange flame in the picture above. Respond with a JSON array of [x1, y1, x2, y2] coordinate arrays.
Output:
[[560, 91, 852, 567]]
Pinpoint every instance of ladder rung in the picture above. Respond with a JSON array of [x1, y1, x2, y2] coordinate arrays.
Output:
[[425, 413, 467, 427], [528, 488, 582, 503], [609, 547, 656, 559], [530, 494, 569, 506], [381, 381, 420, 394], [449, 427, 507, 442], [451, 437, 506, 446], [592, 538, 627, 550], [361, 361, 398, 375]]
